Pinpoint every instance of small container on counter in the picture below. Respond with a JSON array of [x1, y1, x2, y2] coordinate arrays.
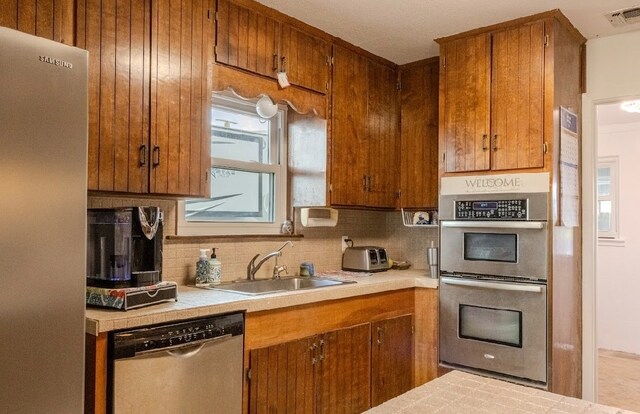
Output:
[[299, 262, 315, 277], [195, 249, 210, 287], [208, 247, 222, 285]]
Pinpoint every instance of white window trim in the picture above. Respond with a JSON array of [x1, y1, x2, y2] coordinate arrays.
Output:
[[597, 155, 619, 240], [177, 93, 288, 236]]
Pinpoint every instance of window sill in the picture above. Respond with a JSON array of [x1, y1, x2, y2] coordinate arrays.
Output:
[[166, 234, 304, 243], [598, 238, 625, 247]]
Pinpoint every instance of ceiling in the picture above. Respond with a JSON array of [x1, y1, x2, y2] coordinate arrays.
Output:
[[597, 101, 640, 126], [256, 0, 640, 64]]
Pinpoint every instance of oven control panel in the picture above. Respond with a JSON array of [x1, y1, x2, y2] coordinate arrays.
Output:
[[455, 199, 527, 220]]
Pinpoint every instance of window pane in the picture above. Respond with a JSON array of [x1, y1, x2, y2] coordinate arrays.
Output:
[[185, 169, 274, 222], [598, 167, 611, 196], [598, 200, 612, 232], [211, 107, 271, 163]]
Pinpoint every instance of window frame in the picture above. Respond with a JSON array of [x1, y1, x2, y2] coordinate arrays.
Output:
[[597, 155, 619, 239], [177, 93, 288, 236]]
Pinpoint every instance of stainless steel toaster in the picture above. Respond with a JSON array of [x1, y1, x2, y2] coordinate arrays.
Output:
[[342, 246, 389, 272]]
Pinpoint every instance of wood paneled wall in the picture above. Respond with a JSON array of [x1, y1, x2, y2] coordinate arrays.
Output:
[[0, 0, 74, 44]]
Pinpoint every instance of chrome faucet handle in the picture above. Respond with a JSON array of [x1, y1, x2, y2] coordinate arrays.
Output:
[[273, 264, 288, 279]]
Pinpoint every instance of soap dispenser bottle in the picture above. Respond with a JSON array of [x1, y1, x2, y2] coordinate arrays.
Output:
[[209, 248, 222, 285], [195, 249, 210, 287]]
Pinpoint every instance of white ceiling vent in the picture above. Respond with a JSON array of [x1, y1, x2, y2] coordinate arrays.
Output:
[[606, 6, 640, 27]]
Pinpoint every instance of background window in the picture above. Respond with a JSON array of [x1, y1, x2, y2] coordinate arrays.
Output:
[[178, 94, 288, 235], [597, 156, 619, 239]]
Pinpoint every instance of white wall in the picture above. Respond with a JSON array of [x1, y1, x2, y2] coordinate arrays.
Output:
[[596, 122, 640, 355], [582, 30, 640, 400]]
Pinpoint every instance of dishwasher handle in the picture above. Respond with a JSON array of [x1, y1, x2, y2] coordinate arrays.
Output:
[[135, 333, 233, 357]]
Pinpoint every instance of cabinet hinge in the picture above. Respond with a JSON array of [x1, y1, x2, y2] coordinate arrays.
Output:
[[442, 57, 446, 69], [326, 55, 332, 66], [331, 56, 335, 65], [213, 45, 217, 58], [396, 81, 401, 91], [329, 183, 333, 192], [246, 368, 252, 381], [326, 81, 329, 91], [544, 34, 549, 47], [543, 142, 549, 154], [396, 190, 401, 199]]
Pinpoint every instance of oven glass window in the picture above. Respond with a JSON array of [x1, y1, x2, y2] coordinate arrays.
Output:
[[464, 233, 517, 263], [459, 304, 522, 348]]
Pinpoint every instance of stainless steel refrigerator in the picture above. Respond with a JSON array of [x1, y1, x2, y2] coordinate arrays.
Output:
[[0, 27, 88, 413]]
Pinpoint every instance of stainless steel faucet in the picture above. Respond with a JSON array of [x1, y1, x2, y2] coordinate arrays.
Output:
[[247, 241, 293, 280]]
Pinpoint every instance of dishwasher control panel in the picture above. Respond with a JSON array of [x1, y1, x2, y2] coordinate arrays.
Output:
[[112, 312, 244, 359]]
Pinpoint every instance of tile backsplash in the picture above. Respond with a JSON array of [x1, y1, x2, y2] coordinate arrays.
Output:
[[88, 196, 438, 285]]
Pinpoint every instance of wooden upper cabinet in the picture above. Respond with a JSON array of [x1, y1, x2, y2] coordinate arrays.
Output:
[[330, 44, 369, 207], [215, 0, 279, 79], [0, 0, 74, 44], [280, 23, 330, 93], [78, 0, 151, 193], [491, 21, 545, 170], [214, 0, 330, 94], [79, 0, 212, 196], [367, 61, 400, 209], [371, 315, 414, 407], [439, 18, 549, 174], [400, 58, 439, 209], [331, 45, 400, 209], [440, 33, 491, 173], [150, 0, 213, 197]]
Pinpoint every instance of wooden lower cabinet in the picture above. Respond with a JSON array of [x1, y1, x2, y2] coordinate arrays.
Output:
[[371, 315, 413, 407], [248, 323, 371, 414]]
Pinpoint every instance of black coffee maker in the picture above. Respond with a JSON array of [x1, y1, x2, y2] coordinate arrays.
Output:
[[87, 207, 163, 288]]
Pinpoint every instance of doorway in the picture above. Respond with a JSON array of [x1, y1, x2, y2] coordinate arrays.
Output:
[[594, 99, 640, 411]]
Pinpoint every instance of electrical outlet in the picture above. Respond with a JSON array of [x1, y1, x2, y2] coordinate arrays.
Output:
[[342, 236, 350, 253]]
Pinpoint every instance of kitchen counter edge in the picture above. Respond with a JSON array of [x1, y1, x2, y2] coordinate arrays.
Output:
[[85, 270, 438, 335]]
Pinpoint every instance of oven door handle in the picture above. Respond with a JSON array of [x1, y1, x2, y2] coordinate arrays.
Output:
[[441, 278, 544, 293], [441, 221, 545, 230]]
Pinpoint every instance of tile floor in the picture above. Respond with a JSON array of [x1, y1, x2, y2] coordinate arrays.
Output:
[[599, 349, 640, 412]]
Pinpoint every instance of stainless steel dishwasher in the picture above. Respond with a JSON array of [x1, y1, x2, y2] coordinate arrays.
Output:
[[110, 312, 244, 414]]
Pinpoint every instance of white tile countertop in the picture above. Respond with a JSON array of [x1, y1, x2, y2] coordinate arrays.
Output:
[[365, 370, 636, 414], [85, 269, 438, 335]]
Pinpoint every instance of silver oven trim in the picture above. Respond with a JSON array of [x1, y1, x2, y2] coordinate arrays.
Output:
[[441, 221, 544, 230], [441, 278, 544, 293]]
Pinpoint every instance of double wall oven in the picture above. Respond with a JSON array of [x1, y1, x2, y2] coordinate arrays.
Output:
[[439, 190, 549, 386]]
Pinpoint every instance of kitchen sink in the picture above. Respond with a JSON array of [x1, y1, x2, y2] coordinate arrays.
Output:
[[205, 276, 354, 295]]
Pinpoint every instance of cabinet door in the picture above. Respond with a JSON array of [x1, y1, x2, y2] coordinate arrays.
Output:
[[248, 337, 316, 414], [491, 21, 545, 170], [150, 0, 212, 196], [215, 0, 279, 79], [400, 59, 439, 209], [440, 33, 491, 173], [318, 323, 371, 414], [371, 315, 413, 407], [330, 45, 369, 206], [0, 0, 74, 44], [367, 61, 400, 208], [78, 0, 151, 193], [280, 23, 330, 94]]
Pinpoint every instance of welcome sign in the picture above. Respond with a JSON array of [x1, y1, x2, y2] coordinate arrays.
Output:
[[440, 172, 550, 195]]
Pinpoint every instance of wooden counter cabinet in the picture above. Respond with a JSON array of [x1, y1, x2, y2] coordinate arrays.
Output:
[[247, 324, 371, 414]]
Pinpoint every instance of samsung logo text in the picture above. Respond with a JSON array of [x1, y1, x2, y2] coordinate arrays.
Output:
[[39, 55, 73, 69]]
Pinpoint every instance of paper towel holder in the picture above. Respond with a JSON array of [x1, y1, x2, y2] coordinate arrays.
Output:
[[300, 207, 338, 227]]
